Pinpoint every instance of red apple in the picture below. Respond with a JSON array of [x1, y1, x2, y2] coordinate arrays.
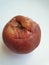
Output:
[[2, 15, 41, 54]]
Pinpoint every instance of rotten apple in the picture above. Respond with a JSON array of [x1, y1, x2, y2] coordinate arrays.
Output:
[[2, 15, 41, 54]]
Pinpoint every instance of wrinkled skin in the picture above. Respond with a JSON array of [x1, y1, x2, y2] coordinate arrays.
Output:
[[2, 15, 41, 54]]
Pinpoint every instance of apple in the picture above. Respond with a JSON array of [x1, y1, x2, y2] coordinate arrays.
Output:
[[2, 15, 41, 54]]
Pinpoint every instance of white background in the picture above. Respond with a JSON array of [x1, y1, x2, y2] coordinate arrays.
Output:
[[0, 0, 49, 65]]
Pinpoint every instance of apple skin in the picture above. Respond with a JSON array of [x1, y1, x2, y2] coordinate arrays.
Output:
[[2, 15, 41, 54]]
